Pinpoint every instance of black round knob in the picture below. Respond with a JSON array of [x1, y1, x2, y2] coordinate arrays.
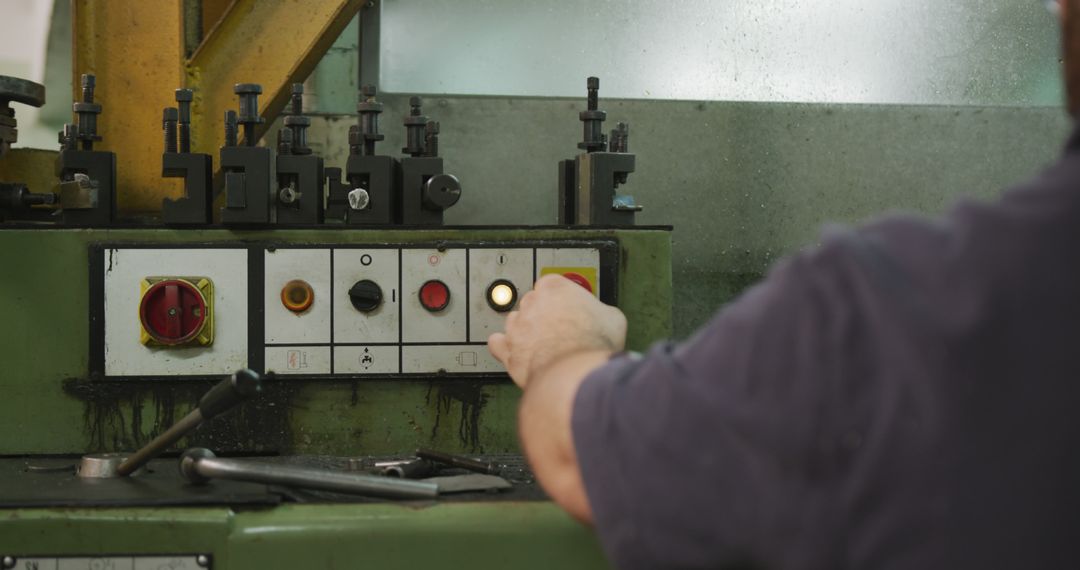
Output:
[[422, 173, 462, 210], [349, 279, 383, 312]]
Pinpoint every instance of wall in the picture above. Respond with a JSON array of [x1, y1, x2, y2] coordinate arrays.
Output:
[[293, 97, 1070, 338]]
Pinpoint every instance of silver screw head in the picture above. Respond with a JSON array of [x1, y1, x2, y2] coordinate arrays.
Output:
[[278, 186, 301, 204], [348, 188, 370, 211], [196, 554, 210, 567]]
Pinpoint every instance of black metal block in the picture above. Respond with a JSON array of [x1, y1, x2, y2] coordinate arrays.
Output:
[[57, 149, 116, 226], [275, 154, 324, 225], [220, 146, 271, 225], [345, 154, 397, 225], [399, 156, 460, 226], [575, 152, 637, 226], [162, 152, 213, 225], [325, 167, 349, 223]]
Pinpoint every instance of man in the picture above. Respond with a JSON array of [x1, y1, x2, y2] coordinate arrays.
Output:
[[488, 1, 1080, 568]]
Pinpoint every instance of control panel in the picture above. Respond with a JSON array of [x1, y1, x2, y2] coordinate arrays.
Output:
[[92, 241, 617, 379]]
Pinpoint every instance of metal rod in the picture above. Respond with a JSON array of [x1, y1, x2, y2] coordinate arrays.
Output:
[[116, 409, 203, 476], [181, 449, 438, 499], [416, 449, 500, 475]]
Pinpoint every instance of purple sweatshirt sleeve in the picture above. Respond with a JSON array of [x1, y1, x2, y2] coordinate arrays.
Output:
[[571, 247, 852, 570]]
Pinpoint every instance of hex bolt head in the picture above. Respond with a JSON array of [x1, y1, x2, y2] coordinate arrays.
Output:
[[234, 83, 263, 95], [587, 76, 599, 90], [175, 88, 194, 102], [82, 74, 96, 89], [362, 84, 377, 98]]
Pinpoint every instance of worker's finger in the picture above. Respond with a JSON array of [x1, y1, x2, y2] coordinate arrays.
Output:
[[518, 290, 535, 311], [535, 273, 567, 290], [487, 332, 511, 365], [505, 310, 519, 332]]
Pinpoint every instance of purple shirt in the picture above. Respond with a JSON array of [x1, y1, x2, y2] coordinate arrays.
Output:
[[573, 128, 1080, 569]]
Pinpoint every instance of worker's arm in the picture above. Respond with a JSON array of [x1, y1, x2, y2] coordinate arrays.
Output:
[[487, 274, 627, 522], [491, 240, 862, 569]]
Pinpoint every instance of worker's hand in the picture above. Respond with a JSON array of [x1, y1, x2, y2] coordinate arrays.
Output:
[[488, 274, 627, 389]]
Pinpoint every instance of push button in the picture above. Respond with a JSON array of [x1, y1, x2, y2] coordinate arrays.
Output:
[[486, 279, 517, 312], [562, 272, 593, 293], [348, 279, 383, 313], [419, 279, 450, 312], [281, 279, 315, 313]]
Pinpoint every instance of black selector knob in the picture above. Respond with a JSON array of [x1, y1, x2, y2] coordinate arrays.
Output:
[[348, 279, 383, 312]]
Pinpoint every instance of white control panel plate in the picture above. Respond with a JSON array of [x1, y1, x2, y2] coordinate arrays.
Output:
[[333, 249, 400, 344], [401, 248, 467, 343], [96, 243, 607, 378], [102, 248, 248, 377], [264, 248, 331, 344], [468, 248, 534, 343]]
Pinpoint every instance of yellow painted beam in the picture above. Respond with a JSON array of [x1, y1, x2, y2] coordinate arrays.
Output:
[[73, 0, 363, 215], [186, 0, 363, 161], [72, 0, 186, 214]]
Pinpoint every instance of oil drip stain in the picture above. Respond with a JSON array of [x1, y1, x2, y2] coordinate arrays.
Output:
[[64, 378, 297, 454], [426, 382, 490, 452]]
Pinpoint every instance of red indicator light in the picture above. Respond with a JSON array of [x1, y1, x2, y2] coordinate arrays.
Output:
[[419, 279, 451, 312], [562, 272, 593, 293]]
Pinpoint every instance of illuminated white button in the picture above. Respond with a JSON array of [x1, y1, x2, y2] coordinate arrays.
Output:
[[486, 280, 517, 312]]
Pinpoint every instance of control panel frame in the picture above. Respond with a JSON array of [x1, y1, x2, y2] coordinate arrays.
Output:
[[88, 239, 619, 381]]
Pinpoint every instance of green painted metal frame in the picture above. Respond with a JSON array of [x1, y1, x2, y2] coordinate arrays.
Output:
[[0, 227, 672, 457], [0, 503, 607, 569]]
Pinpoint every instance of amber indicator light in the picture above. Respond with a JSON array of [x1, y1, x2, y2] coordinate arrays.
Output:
[[281, 280, 315, 313]]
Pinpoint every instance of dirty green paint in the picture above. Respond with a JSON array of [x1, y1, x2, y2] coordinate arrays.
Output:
[[0, 503, 605, 569], [0, 227, 671, 457]]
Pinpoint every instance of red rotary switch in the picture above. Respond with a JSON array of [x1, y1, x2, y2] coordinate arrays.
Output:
[[419, 279, 451, 312], [562, 272, 593, 293], [139, 279, 208, 346]]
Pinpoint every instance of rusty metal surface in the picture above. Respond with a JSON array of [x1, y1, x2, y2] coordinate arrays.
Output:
[[72, 0, 363, 215], [0, 148, 60, 195]]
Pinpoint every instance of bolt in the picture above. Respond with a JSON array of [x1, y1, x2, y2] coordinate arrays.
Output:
[[59, 123, 77, 151], [277, 128, 293, 155], [175, 88, 193, 153], [357, 85, 384, 156], [348, 124, 362, 156], [81, 74, 96, 103], [402, 96, 428, 156], [196, 555, 210, 568], [423, 120, 440, 158], [578, 76, 606, 152], [163, 107, 179, 153], [1, 556, 14, 569], [73, 75, 103, 150], [224, 110, 238, 147], [290, 83, 304, 116], [234, 83, 264, 146]]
